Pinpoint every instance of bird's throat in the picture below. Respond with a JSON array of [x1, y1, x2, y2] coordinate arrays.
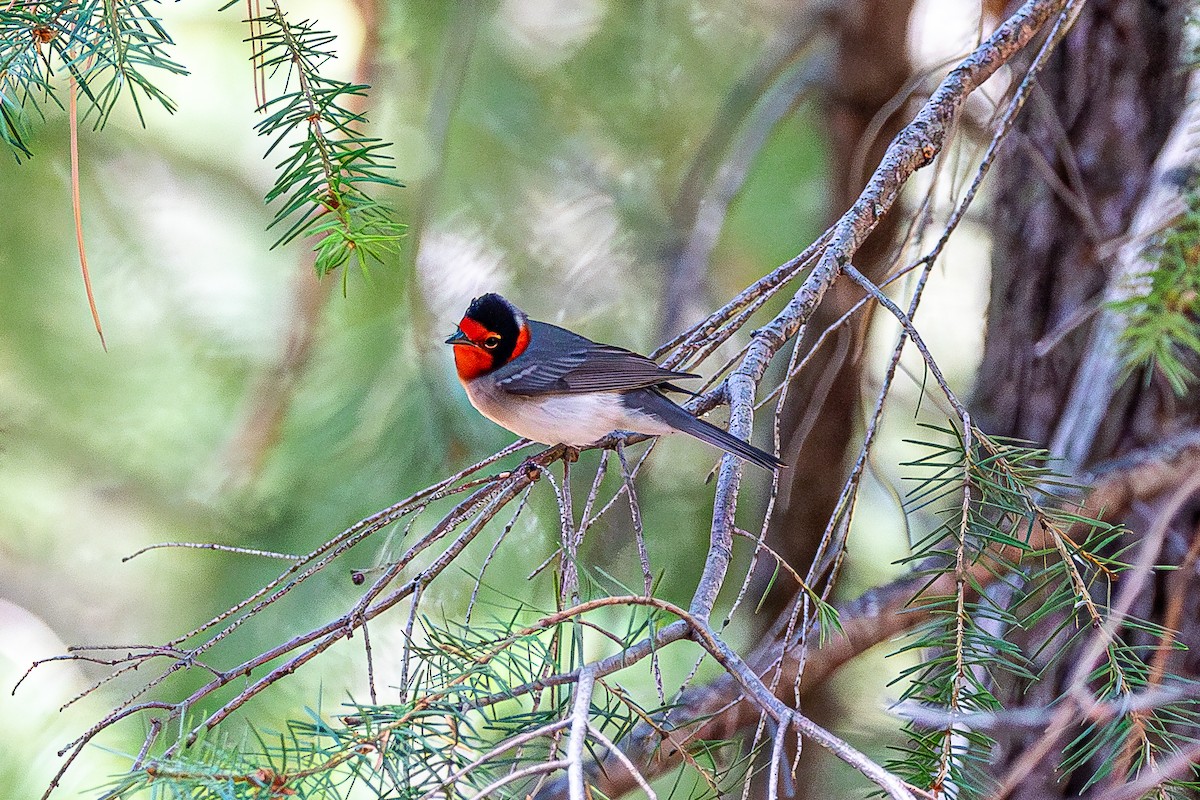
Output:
[[453, 345, 494, 382]]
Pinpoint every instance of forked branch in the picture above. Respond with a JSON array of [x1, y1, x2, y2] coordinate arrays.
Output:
[[25, 2, 1082, 799]]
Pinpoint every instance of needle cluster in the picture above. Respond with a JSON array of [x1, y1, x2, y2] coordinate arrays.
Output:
[[890, 427, 1200, 799], [1111, 189, 1200, 396], [240, 1, 404, 281], [0, 1, 403, 280], [0, 0, 185, 159]]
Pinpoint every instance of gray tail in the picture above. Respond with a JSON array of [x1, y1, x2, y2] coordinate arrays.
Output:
[[630, 390, 784, 471]]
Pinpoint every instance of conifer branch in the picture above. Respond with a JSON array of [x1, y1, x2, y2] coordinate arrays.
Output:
[[28, 3, 1197, 800], [245, 0, 404, 279], [0, 0, 185, 159]]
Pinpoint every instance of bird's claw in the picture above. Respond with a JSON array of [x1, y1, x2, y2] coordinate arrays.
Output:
[[503, 454, 553, 482]]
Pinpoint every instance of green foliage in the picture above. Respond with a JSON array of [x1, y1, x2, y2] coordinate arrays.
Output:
[[104, 619, 561, 799], [0, 0, 185, 158], [241, 2, 405, 281], [889, 425, 1196, 799], [1112, 189, 1200, 396], [104, 608, 741, 799], [0, 1, 403, 279]]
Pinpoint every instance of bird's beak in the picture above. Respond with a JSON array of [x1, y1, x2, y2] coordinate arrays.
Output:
[[445, 328, 473, 346]]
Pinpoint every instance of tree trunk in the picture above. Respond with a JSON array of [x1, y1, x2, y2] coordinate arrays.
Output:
[[973, 1, 1190, 795]]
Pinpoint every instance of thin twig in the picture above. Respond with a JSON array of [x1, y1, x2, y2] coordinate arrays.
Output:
[[463, 760, 570, 800], [991, 469, 1200, 799], [122, 542, 299, 562], [416, 720, 570, 800], [566, 666, 595, 800], [587, 722, 658, 800]]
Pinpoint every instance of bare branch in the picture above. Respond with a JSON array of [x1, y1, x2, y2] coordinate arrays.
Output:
[[31, 3, 1086, 800], [566, 666, 596, 800]]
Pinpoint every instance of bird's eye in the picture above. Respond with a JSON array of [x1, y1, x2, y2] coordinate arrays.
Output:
[[483, 335, 502, 349]]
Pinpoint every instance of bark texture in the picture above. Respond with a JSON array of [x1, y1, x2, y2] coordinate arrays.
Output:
[[973, 2, 1192, 796], [975, 0, 1184, 446]]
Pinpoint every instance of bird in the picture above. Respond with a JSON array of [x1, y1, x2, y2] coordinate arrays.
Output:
[[445, 293, 783, 471]]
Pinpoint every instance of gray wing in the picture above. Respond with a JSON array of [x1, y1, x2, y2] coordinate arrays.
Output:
[[494, 320, 699, 395]]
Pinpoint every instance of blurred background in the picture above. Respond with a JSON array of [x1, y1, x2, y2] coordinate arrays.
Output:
[[0, 1, 994, 796]]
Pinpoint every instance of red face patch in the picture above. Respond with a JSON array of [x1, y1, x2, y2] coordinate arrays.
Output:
[[451, 316, 496, 381], [452, 344, 493, 381], [458, 316, 491, 344]]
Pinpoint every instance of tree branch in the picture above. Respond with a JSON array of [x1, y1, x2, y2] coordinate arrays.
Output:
[[30, 3, 1079, 799]]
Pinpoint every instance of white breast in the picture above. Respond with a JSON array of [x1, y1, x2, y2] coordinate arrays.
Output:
[[463, 380, 675, 446]]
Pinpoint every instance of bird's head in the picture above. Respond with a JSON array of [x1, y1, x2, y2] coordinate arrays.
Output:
[[445, 293, 531, 381]]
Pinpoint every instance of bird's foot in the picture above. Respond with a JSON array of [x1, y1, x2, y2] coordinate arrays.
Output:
[[517, 458, 544, 481], [504, 445, 577, 482], [500, 456, 546, 482]]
